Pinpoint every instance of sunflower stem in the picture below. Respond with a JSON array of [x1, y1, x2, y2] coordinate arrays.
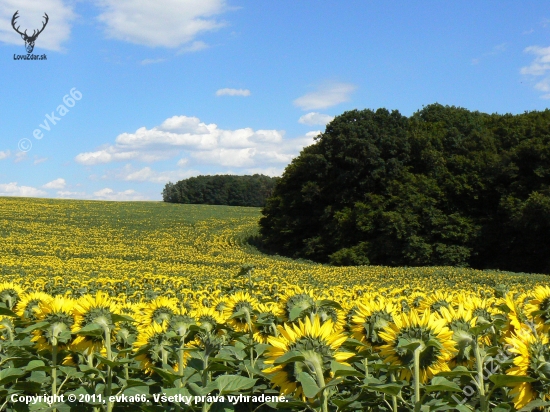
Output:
[[103, 326, 113, 412], [51, 341, 57, 398], [413, 346, 421, 412], [474, 339, 487, 411], [311, 357, 328, 412], [178, 345, 185, 384], [202, 355, 210, 412], [390, 371, 398, 412]]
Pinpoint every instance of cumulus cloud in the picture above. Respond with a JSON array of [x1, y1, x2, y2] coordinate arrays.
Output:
[[75, 114, 312, 174], [521, 46, 550, 98], [96, 0, 227, 48], [298, 112, 334, 126], [216, 88, 251, 97], [42, 178, 66, 189], [0, 182, 46, 197], [521, 46, 550, 76], [104, 165, 200, 183], [92, 188, 146, 201], [0, 150, 10, 160], [294, 82, 356, 110], [0, 0, 75, 52], [244, 167, 284, 177]]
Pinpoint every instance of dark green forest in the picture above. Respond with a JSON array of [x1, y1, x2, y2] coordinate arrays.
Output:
[[162, 174, 278, 207], [259, 104, 550, 274]]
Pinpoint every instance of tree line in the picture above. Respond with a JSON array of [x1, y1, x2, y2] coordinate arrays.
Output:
[[259, 104, 550, 274], [162, 174, 278, 207]]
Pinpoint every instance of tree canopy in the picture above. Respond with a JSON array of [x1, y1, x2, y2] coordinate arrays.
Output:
[[162, 174, 278, 207], [259, 104, 550, 274]]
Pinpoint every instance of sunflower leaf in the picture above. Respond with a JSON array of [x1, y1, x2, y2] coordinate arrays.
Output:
[[518, 399, 550, 411], [229, 309, 247, 319], [436, 366, 475, 378], [77, 323, 104, 337], [315, 300, 343, 311], [297, 372, 320, 398], [489, 374, 537, 388], [0, 307, 17, 317], [216, 374, 257, 395], [330, 361, 364, 378], [289, 306, 306, 321], [22, 321, 50, 333], [424, 376, 462, 393], [0, 368, 25, 385], [468, 323, 493, 336], [397, 338, 422, 352], [273, 350, 305, 365], [111, 314, 135, 323]]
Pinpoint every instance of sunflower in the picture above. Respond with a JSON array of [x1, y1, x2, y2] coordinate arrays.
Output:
[[263, 316, 354, 399], [350, 297, 397, 349], [279, 288, 316, 322], [504, 292, 530, 338], [439, 305, 478, 368], [71, 292, 120, 355], [0, 317, 15, 341], [32, 296, 76, 351], [14, 292, 54, 321], [253, 302, 283, 343], [223, 291, 259, 332], [378, 309, 456, 382], [505, 326, 550, 409], [190, 306, 223, 332], [137, 296, 181, 327], [525, 285, 550, 332], [418, 290, 455, 315], [134, 321, 178, 374], [0, 282, 25, 310]]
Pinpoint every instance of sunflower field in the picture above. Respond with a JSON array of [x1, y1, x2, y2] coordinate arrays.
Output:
[[1, 197, 550, 411]]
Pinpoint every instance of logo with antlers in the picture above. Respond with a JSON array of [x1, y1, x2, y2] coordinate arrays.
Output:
[[11, 10, 49, 54]]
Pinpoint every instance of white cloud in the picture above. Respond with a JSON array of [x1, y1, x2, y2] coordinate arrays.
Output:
[[14, 151, 27, 163], [521, 46, 550, 76], [520, 46, 550, 98], [93, 188, 146, 201], [298, 112, 334, 126], [141, 58, 166, 65], [294, 82, 356, 110], [0, 150, 10, 160], [42, 178, 66, 189], [216, 88, 251, 97], [33, 156, 47, 165], [244, 167, 284, 177], [96, 0, 227, 48], [192, 148, 257, 167], [76, 115, 317, 177], [104, 165, 200, 183], [179, 40, 209, 53], [0, 0, 75, 52], [0, 182, 46, 197]]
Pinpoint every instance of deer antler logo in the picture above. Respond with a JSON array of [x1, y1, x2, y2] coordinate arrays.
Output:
[[11, 10, 49, 54]]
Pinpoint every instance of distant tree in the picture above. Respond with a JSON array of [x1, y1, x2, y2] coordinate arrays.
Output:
[[259, 104, 550, 274], [162, 174, 278, 207]]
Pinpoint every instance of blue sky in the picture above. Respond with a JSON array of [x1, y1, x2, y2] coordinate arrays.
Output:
[[1, 1, 550, 201]]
